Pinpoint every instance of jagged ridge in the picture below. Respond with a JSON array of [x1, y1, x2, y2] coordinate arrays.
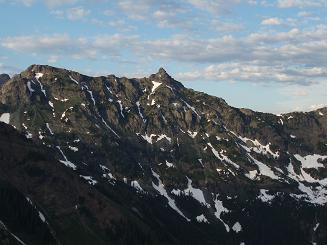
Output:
[[0, 65, 326, 244]]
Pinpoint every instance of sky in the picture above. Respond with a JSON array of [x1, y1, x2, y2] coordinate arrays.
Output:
[[0, 0, 326, 114]]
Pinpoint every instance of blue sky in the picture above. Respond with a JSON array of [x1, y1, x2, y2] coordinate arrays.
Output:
[[0, 0, 326, 113]]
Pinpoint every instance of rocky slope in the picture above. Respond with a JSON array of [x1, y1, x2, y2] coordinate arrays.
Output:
[[0, 64, 326, 244]]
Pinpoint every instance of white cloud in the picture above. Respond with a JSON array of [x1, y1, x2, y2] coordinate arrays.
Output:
[[297, 11, 311, 17], [0, 0, 78, 7], [211, 19, 243, 32], [48, 55, 59, 63], [291, 89, 308, 96], [51, 6, 90, 21], [261, 17, 282, 25], [186, 0, 240, 15], [309, 104, 326, 110], [277, 0, 325, 8], [1, 25, 326, 86], [176, 62, 326, 85], [66, 6, 90, 20], [45, 0, 77, 8]]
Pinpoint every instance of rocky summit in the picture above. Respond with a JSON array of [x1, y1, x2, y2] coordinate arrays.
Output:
[[0, 64, 326, 245]]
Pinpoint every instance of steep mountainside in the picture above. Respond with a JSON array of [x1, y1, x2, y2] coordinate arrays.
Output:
[[0, 65, 326, 244]]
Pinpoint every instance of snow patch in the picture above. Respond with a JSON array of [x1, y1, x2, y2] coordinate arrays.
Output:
[[187, 130, 198, 138], [151, 81, 162, 93], [245, 170, 258, 180], [232, 132, 279, 158], [140, 133, 171, 144], [68, 146, 78, 152], [131, 180, 143, 192], [0, 113, 10, 124], [258, 189, 275, 203], [214, 196, 230, 232], [46, 123, 54, 135], [196, 214, 209, 223], [181, 99, 201, 118], [80, 175, 97, 185], [294, 154, 326, 169], [56, 146, 77, 170], [136, 101, 146, 123], [117, 100, 125, 118], [27, 81, 35, 94], [35, 73, 46, 97], [232, 222, 242, 233], [165, 160, 175, 168], [152, 170, 190, 221], [183, 177, 210, 207], [248, 154, 280, 180], [207, 143, 239, 169], [101, 117, 120, 138], [69, 75, 79, 84]]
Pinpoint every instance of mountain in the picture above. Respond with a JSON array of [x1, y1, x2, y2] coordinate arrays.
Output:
[[0, 64, 326, 245], [0, 74, 10, 87]]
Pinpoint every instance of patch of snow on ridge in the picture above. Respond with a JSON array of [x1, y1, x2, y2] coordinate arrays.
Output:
[[35, 73, 46, 97], [136, 101, 146, 123], [46, 123, 54, 135], [181, 99, 201, 118], [286, 159, 327, 205], [196, 214, 209, 223], [183, 177, 211, 207], [245, 170, 258, 180], [117, 100, 125, 118], [69, 75, 79, 84], [257, 189, 275, 203], [187, 130, 198, 138], [139, 133, 171, 144], [292, 183, 327, 205], [131, 180, 143, 192], [68, 146, 78, 152], [151, 81, 162, 93], [0, 113, 10, 124], [151, 169, 190, 221], [35, 73, 43, 79], [294, 154, 326, 169], [100, 117, 120, 138], [247, 154, 280, 180], [214, 196, 230, 232], [27, 81, 35, 94], [80, 175, 97, 185], [313, 223, 320, 231], [83, 85, 96, 105], [38, 211, 46, 223], [165, 160, 175, 168], [207, 143, 239, 169], [232, 222, 242, 233], [232, 132, 279, 158], [56, 146, 77, 170], [54, 97, 69, 102]]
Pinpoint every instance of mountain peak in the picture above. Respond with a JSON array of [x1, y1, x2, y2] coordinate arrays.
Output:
[[26, 64, 65, 74], [157, 67, 168, 75]]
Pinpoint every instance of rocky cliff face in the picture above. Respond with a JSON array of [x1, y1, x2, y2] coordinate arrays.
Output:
[[0, 65, 326, 244]]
